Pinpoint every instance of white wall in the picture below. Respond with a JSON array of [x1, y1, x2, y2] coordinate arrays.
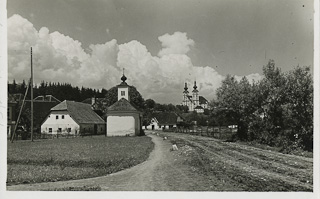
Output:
[[107, 116, 134, 136], [41, 110, 79, 135]]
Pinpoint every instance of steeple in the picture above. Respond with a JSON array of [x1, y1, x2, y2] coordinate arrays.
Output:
[[193, 81, 198, 92], [192, 80, 199, 106], [118, 68, 129, 101], [183, 82, 189, 94]]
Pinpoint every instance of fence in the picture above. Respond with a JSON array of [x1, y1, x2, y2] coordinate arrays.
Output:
[[10, 131, 104, 141], [174, 126, 237, 141]]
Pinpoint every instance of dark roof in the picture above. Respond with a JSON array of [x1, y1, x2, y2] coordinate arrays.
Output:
[[34, 95, 61, 102], [107, 98, 139, 112], [152, 112, 179, 125], [199, 96, 208, 104], [51, 100, 105, 124], [25, 101, 60, 128]]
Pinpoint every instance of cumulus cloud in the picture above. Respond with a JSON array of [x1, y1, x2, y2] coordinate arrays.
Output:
[[158, 32, 194, 57], [7, 15, 263, 104]]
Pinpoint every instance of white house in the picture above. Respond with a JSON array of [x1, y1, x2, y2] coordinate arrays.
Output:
[[106, 73, 142, 136], [41, 100, 106, 135], [143, 112, 184, 130]]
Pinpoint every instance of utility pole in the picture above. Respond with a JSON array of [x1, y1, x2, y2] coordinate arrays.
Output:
[[31, 47, 34, 142]]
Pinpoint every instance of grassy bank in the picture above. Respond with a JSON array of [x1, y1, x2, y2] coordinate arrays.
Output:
[[7, 135, 154, 185]]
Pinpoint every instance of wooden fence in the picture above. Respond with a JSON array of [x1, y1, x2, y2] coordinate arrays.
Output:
[[174, 126, 237, 141]]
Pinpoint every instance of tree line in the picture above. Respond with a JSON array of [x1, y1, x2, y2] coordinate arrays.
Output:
[[210, 60, 313, 152], [8, 80, 107, 102]]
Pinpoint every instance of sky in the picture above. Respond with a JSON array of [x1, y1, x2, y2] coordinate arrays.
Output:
[[6, 0, 314, 104]]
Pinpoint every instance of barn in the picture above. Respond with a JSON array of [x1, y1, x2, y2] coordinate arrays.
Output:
[[106, 73, 142, 136], [41, 100, 106, 135]]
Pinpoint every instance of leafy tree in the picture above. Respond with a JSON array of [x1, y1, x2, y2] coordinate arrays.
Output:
[[284, 66, 313, 151]]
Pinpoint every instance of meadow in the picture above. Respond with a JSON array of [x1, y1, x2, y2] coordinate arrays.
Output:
[[7, 135, 154, 185]]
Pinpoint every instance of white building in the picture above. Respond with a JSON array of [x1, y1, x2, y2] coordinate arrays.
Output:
[[182, 81, 209, 113], [106, 73, 142, 136], [41, 100, 105, 135], [143, 112, 184, 130]]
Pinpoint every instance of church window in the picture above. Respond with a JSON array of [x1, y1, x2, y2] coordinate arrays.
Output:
[[121, 91, 125, 96]]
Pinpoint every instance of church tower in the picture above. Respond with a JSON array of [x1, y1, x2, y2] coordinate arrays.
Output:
[[182, 82, 189, 106], [117, 69, 130, 101], [192, 81, 199, 107]]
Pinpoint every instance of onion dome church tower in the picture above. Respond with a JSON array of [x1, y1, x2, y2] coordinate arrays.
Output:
[[192, 81, 199, 107], [106, 70, 142, 136]]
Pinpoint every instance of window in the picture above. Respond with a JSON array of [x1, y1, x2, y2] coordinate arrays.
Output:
[[56, 115, 59, 119], [67, 128, 71, 132], [121, 91, 125, 96], [49, 128, 52, 133], [58, 128, 62, 132], [62, 115, 64, 119]]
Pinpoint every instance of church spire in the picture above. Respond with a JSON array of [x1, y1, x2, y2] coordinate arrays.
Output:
[[183, 82, 189, 93], [193, 81, 198, 91]]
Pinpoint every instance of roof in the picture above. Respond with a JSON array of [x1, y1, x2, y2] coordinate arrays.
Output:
[[194, 106, 204, 110], [51, 100, 105, 124], [81, 97, 106, 111], [34, 95, 61, 102], [152, 112, 180, 125], [199, 96, 208, 104], [107, 98, 139, 112]]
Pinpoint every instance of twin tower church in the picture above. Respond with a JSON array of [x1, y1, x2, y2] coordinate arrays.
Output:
[[182, 81, 209, 113]]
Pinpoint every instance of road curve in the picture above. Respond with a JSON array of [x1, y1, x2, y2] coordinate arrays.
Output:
[[7, 133, 201, 191]]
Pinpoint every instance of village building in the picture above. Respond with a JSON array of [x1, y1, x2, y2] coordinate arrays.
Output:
[[182, 81, 209, 113], [106, 73, 143, 136], [143, 112, 184, 131], [7, 94, 18, 138], [41, 100, 105, 135], [7, 94, 60, 138]]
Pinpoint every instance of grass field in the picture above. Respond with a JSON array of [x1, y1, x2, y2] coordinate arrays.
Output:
[[161, 132, 313, 191], [7, 135, 154, 185]]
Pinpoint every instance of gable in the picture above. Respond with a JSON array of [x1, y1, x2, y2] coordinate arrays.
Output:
[[107, 98, 139, 112]]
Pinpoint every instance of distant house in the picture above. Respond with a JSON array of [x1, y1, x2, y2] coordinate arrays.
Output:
[[143, 112, 184, 130], [7, 94, 18, 138], [7, 94, 60, 137], [106, 73, 143, 136], [41, 100, 106, 135]]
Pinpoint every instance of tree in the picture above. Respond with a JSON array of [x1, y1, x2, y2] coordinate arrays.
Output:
[[284, 66, 313, 151]]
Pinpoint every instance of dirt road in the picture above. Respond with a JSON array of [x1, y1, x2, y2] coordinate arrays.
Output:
[[7, 133, 208, 191], [7, 131, 313, 191]]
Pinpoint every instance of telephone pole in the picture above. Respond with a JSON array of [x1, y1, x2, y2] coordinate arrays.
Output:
[[31, 47, 34, 142]]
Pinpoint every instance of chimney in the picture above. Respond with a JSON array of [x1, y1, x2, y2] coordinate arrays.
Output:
[[91, 97, 96, 106]]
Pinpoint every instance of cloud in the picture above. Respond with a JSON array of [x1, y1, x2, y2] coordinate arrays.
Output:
[[158, 32, 194, 57], [7, 15, 263, 104]]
